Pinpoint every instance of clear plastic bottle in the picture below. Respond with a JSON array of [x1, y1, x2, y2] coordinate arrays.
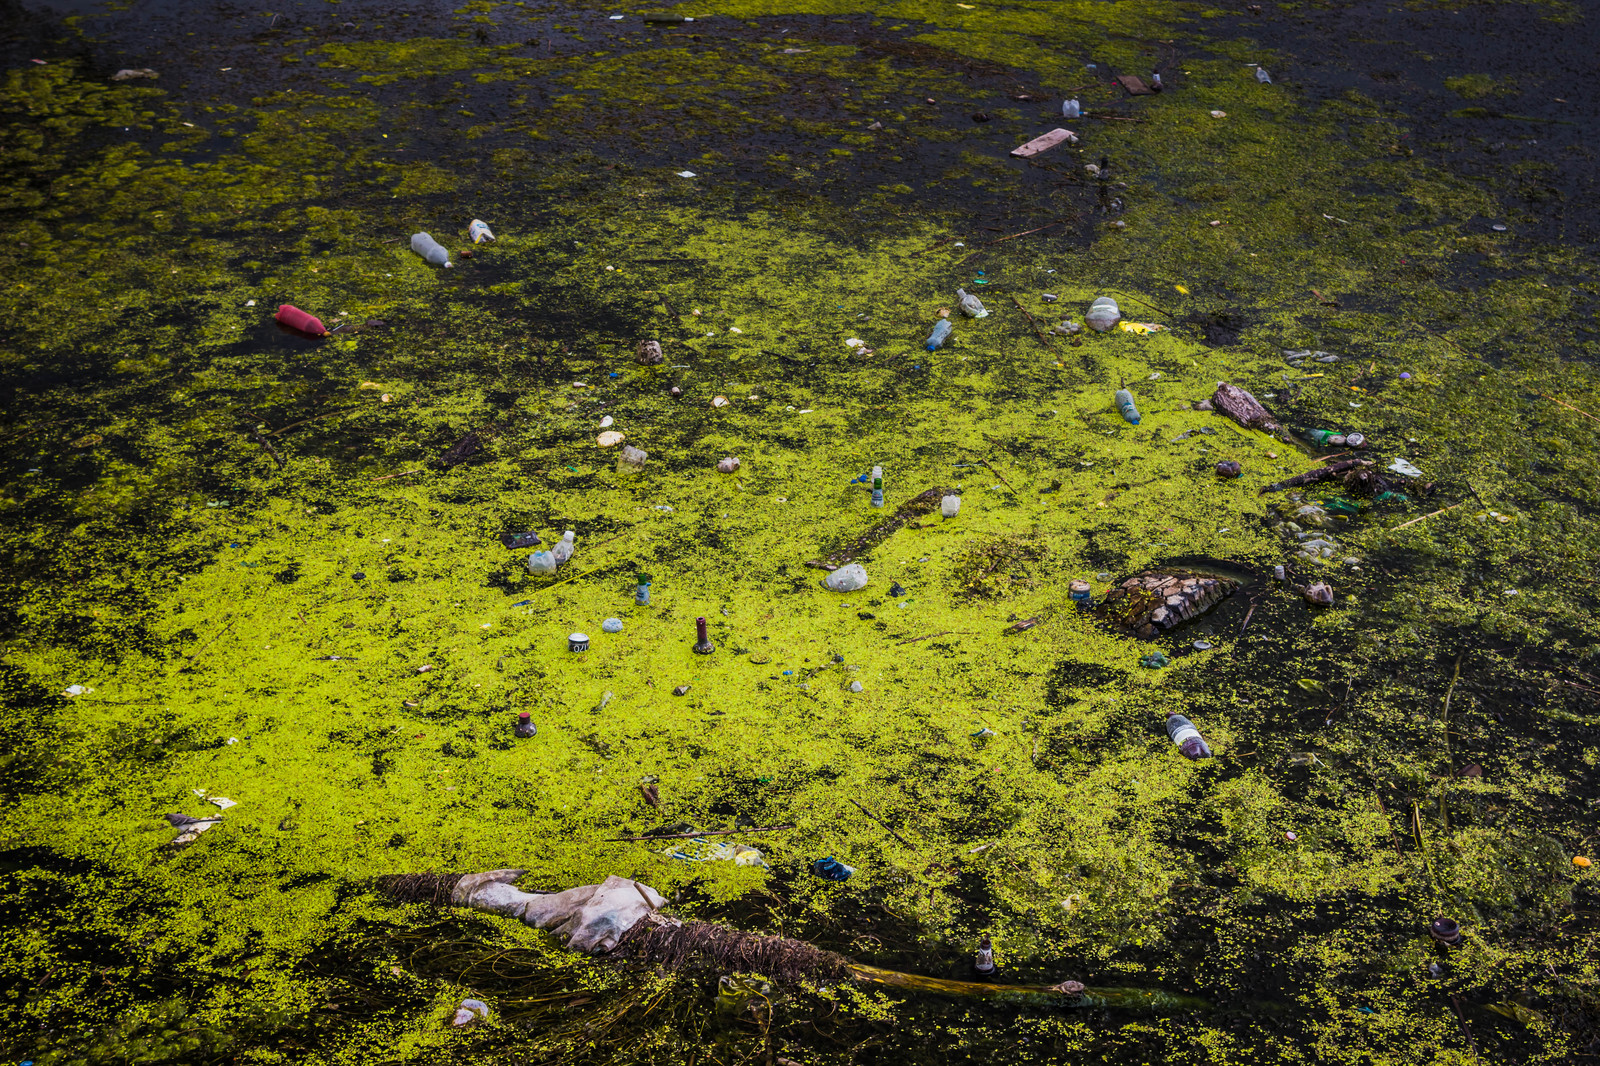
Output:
[[526, 550, 557, 574], [871, 466, 884, 507], [1256, 67, 1272, 84], [1115, 388, 1141, 425], [955, 288, 989, 318], [1086, 296, 1121, 332], [924, 318, 953, 351], [1062, 98, 1081, 119], [411, 231, 452, 267], [1165, 712, 1213, 759], [551, 531, 576, 566], [635, 573, 652, 605]]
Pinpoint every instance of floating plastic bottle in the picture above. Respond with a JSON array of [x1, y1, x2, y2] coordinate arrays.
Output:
[[924, 318, 953, 351], [1115, 388, 1141, 425], [551, 530, 576, 566], [635, 573, 652, 605], [1086, 296, 1121, 332], [616, 445, 648, 472], [514, 712, 538, 738], [1256, 67, 1272, 84], [1069, 579, 1093, 606], [941, 494, 960, 518], [955, 287, 989, 318], [871, 466, 884, 508], [526, 550, 557, 574], [973, 936, 997, 978], [467, 219, 495, 244], [824, 563, 869, 593], [410, 231, 452, 267], [1062, 98, 1081, 119], [1150, 72, 1163, 91], [1166, 712, 1213, 759], [812, 856, 854, 881], [275, 304, 328, 336]]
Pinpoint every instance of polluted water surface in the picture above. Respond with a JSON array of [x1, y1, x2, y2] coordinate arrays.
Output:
[[0, 0, 1598, 1064]]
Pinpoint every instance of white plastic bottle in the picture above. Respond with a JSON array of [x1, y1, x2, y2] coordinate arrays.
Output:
[[551, 530, 576, 566], [526, 550, 557, 574], [411, 231, 452, 267]]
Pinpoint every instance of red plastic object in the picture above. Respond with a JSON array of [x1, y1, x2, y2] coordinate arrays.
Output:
[[275, 304, 327, 336]]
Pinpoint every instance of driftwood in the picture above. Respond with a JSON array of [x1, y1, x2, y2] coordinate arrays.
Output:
[[1260, 458, 1366, 494], [808, 487, 950, 568], [435, 429, 486, 469], [1211, 382, 1282, 434], [375, 870, 1210, 1010]]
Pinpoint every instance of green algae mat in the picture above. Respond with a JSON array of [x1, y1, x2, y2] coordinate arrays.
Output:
[[2, 0, 1599, 1062]]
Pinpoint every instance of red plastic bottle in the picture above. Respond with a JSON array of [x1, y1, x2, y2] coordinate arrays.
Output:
[[275, 304, 328, 336]]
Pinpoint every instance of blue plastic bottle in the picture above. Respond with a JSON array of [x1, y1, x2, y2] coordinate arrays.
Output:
[[1115, 389, 1141, 425], [925, 319, 953, 351]]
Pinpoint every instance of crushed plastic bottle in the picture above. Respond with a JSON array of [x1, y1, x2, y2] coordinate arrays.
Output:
[[1062, 98, 1081, 118], [955, 287, 989, 318], [1256, 67, 1272, 84], [823, 563, 869, 592], [410, 231, 452, 267], [924, 318, 953, 351], [526, 550, 557, 573], [467, 219, 495, 244], [1115, 388, 1141, 425], [812, 856, 854, 881], [941, 494, 960, 518], [1165, 712, 1213, 759], [551, 530, 576, 566], [616, 445, 648, 472], [1086, 296, 1121, 332], [274, 304, 328, 336]]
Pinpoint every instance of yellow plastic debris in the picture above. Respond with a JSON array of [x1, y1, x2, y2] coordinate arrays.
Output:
[[1117, 322, 1168, 335]]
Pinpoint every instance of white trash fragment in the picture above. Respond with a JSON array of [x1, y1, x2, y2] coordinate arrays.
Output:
[[1387, 458, 1422, 477], [941, 495, 961, 518], [452, 998, 490, 1026], [599, 415, 614, 428], [716, 456, 740, 473], [676, 171, 697, 178], [845, 338, 864, 348], [597, 430, 626, 447], [823, 563, 869, 593], [62, 684, 89, 697], [210, 797, 237, 810], [452, 871, 666, 954]]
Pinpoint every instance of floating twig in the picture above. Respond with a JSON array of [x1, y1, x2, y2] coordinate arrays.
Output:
[[979, 458, 1013, 488], [249, 429, 285, 470], [981, 219, 1066, 247], [849, 799, 917, 850], [372, 468, 426, 482], [810, 487, 951, 567], [1239, 602, 1257, 634], [1536, 392, 1600, 427], [896, 629, 966, 645], [1009, 295, 1054, 348], [1391, 501, 1466, 531], [608, 824, 795, 843]]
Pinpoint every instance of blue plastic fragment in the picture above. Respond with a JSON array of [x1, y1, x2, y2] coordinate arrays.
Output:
[[511, 599, 532, 607]]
